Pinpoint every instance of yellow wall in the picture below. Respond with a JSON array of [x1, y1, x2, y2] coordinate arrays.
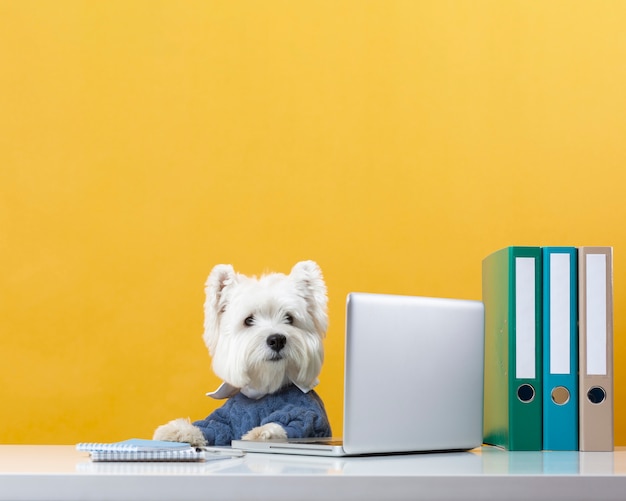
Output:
[[1, 1, 625, 445]]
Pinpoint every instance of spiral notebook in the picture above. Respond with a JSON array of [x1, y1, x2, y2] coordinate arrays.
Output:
[[77, 439, 204, 462]]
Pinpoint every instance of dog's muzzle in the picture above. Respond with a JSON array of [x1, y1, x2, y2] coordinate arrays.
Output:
[[266, 333, 287, 353]]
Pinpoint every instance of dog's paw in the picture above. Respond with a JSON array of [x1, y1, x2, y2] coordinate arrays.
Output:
[[241, 423, 288, 441], [153, 418, 207, 447]]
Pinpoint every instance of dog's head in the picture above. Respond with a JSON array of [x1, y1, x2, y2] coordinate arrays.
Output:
[[202, 260, 328, 396]]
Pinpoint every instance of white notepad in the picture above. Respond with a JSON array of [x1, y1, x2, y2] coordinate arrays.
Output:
[[77, 439, 204, 462]]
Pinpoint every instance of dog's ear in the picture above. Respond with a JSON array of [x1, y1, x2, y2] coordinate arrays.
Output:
[[290, 260, 328, 336], [203, 264, 236, 355]]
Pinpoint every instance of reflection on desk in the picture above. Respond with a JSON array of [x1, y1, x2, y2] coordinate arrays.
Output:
[[1, 445, 625, 501], [75, 447, 618, 476]]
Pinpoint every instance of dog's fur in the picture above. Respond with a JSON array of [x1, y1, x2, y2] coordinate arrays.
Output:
[[153, 260, 330, 446]]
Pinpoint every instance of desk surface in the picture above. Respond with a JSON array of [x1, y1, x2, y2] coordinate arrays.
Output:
[[1, 445, 626, 501]]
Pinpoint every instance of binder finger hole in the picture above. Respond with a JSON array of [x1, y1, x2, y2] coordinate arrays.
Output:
[[587, 386, 606, 404], [551, 386, 570, 405], [517, 384, 535, 403]]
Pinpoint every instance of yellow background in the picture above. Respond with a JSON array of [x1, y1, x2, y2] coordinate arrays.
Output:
[[1, 1, 625, 445]]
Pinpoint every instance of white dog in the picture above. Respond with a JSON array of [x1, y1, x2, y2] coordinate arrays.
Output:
[[153, 260, 332, 446]]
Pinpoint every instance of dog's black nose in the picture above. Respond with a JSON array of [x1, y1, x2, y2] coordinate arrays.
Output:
[[266, 334, 287, 353]]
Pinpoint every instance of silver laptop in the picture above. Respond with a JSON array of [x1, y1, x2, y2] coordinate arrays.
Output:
[[231, 292, 485, 456]]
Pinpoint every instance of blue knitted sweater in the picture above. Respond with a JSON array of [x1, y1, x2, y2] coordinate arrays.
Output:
[[193, 384, 332, 446]]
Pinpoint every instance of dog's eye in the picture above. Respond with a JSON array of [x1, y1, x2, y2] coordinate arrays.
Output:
[[244, 315, 255, 327], [284, 314, 294, 325]]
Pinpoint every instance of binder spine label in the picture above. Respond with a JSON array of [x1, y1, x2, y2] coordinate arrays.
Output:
[[515, 257, 536, 379], [586, 254, 607, 376], [550, 253, 571, 375]]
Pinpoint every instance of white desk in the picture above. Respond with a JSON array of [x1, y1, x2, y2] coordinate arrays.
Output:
[[1, 445, 625, 501]]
